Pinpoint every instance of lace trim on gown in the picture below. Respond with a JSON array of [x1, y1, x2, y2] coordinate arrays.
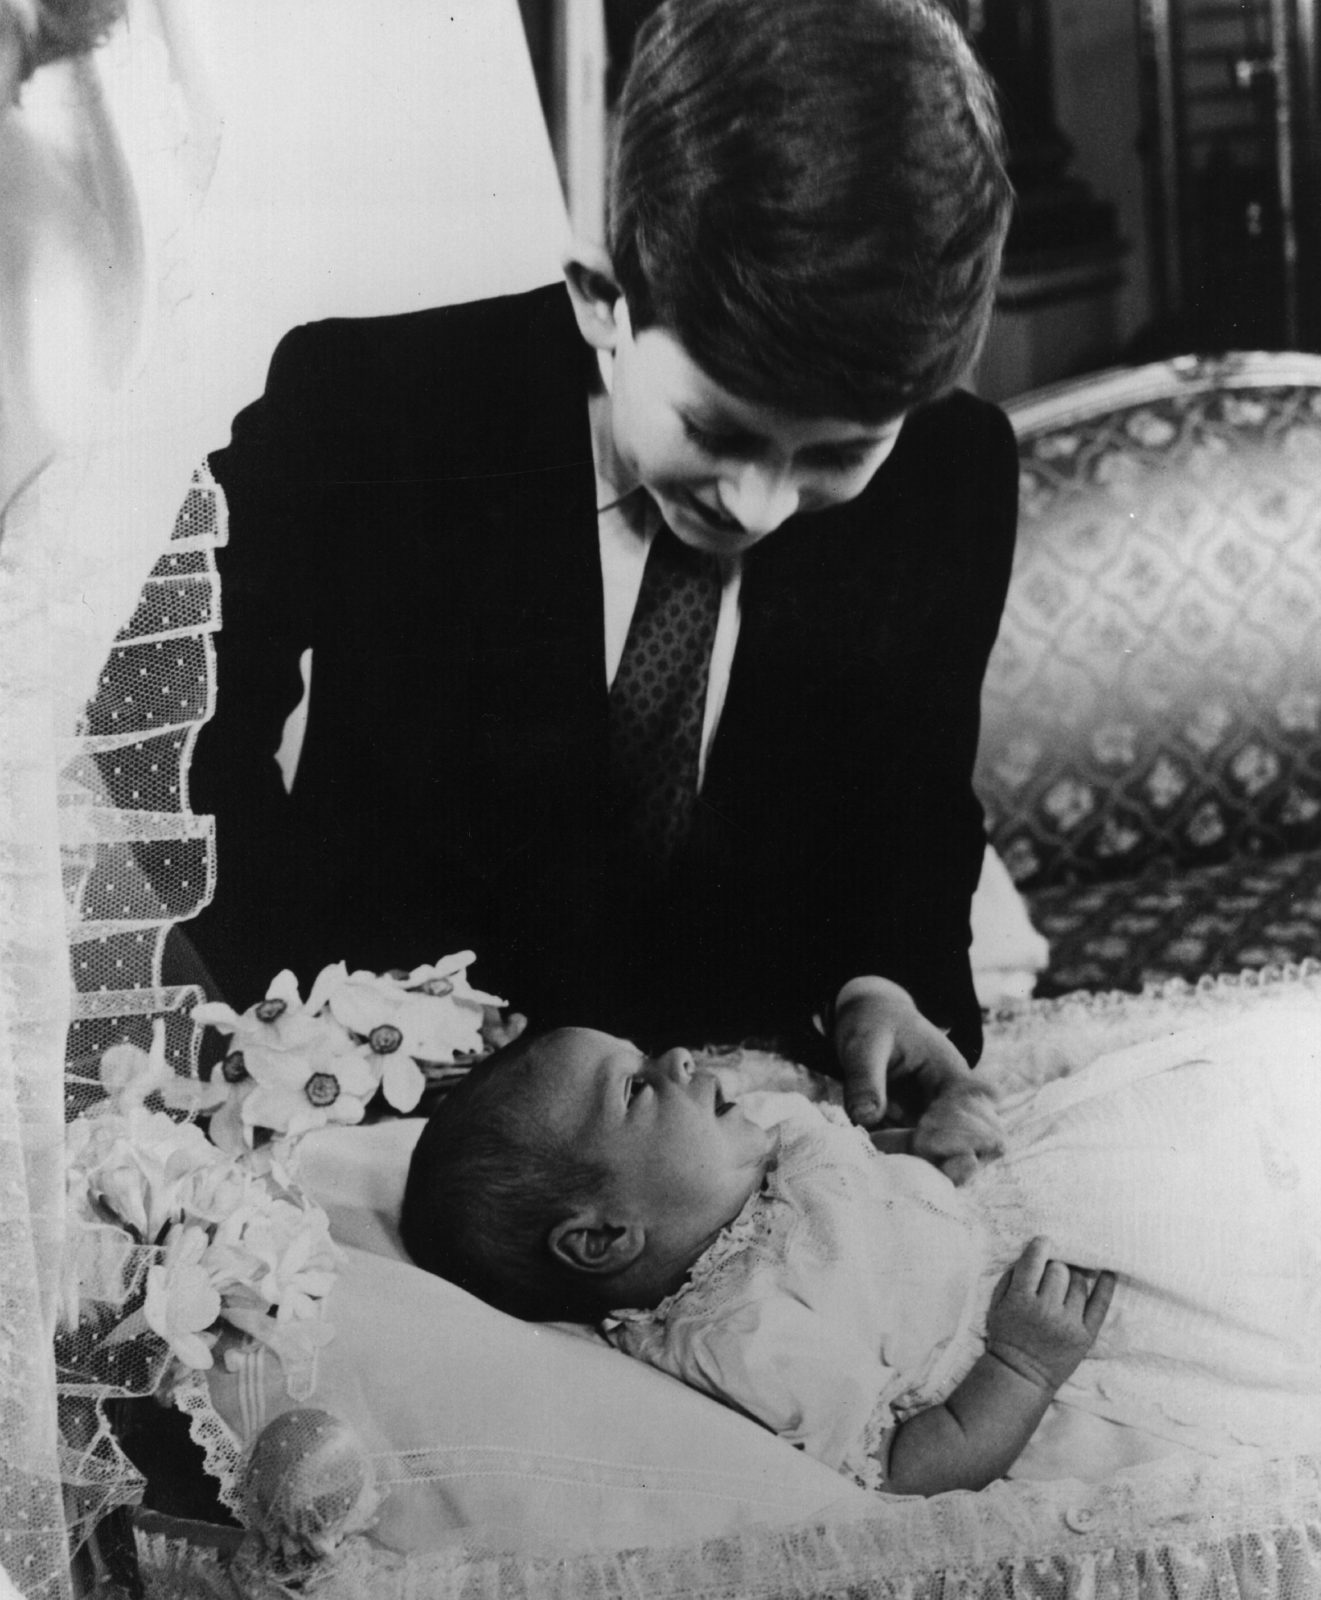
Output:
[[174, 1367, 245, 1518], [607, 1144, 781, 1330]]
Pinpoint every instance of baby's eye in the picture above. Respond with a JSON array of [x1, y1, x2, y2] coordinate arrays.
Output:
[[625, 1075, 650, 1104]]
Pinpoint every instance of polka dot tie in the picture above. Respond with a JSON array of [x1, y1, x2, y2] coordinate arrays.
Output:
[[609, 520, 723, 873]]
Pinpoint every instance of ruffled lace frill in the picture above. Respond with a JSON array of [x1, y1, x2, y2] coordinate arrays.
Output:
[[174, 1367, 246, 1519], [607, 1145, 781, 1332], [136, 1449, 1321, 1600]]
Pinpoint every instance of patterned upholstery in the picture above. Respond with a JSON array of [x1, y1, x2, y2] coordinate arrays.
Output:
[[1029, 847, 1321, 997], [974, 352, 1321, 994]]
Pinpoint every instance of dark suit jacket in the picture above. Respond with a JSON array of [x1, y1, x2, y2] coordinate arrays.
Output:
[[185, 283, 1017, 1065]]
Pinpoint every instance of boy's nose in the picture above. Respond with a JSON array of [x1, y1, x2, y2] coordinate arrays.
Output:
[[717, 464, 799, 536]]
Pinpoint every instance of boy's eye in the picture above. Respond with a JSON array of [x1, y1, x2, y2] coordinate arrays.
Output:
[[799, 441, 875, 473], [807, 448, 868, 473], [682, 419, 752, 458], [626, 1075, 650, 1104]]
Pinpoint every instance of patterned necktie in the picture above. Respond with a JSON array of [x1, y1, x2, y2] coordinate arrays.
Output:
[[609, 518, 723, 874]]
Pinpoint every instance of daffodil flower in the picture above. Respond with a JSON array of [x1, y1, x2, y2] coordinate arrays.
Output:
[[316, 953, 506, 1111], [77, 1107, 224, 1242], [194, 968, 349, 1060], [239, 1024, 380, 1141]]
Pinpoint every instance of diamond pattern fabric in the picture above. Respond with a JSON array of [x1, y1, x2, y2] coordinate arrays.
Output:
[[609, 521, 722, 873], [1027, 846, 1321, 997], [977, 367, 1321, 898], [975, 354, 1321, 998]]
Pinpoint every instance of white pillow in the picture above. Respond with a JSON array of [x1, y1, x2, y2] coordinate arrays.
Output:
[[205, 1120, 872, 1555]]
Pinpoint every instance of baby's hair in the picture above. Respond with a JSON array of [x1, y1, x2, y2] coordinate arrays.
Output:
[[400, 1031, 611, 1323], [608, 0, 1012, 420]]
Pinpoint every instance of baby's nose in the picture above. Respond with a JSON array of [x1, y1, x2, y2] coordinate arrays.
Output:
[[656, 1047, 695, 1084]]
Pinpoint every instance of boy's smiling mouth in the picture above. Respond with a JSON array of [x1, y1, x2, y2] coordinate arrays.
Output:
[[682, 490, 742, 534]]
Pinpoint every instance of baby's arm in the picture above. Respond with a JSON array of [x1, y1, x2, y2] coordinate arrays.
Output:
[[885, 1237, 1116, 1496]]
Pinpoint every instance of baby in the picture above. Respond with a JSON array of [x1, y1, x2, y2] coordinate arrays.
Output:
[[401, 1015, 1321, 1494]]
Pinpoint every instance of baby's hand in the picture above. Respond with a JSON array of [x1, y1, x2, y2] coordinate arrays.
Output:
[[986, 1237, 1115, 1393], [910, 1077, 1005, 1185]]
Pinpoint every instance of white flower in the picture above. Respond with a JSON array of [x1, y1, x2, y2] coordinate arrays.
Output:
[[58, 1218, 137, 1332], [245, 1202, 339, 1321], [144, 1225, 222, 1370], [194, 970, 382, 1135], [99, 1018, 172, 1112], [182, 1159, 260, 1228], [194, 969, 352, 1060], [78, 1108, 225, 1243], [318, 953, 506, 1111], [241, 1030, 379, 1140], [206, 1080, 261, 1156]]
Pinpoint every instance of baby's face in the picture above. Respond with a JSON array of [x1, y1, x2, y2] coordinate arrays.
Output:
[[522, 1027, 777, 1282]]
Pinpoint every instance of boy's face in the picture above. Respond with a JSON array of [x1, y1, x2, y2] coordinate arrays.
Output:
[[522, 1027, 776, 1284], [585, 292, 905, 558]]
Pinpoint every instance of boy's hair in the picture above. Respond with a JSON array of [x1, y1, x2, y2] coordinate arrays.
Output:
[[608, 0, 1012, 421], [400, 1033, 611, 1322], [7, 0, 127, 78]]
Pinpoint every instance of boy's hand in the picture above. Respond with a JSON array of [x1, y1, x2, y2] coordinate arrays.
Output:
[[986, 1237, 1116, 1393], [834, 977, 1003, 1183], [909, 1077, 1004, 1185]]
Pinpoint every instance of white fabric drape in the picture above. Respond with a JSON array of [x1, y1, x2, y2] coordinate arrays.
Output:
[[1, 9, 220, 1596]]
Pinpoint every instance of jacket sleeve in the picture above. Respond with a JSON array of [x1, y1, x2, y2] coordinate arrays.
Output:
[[184, 322, 343, 1008], [816, 398, 1019, 1063]]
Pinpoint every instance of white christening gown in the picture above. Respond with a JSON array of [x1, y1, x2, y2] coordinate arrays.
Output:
[[607, 1010, 1321, 1488]]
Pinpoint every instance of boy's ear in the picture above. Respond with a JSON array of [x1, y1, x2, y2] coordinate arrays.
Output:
[[563, 242, 624, 354], [548, 1210, 644, 1276]]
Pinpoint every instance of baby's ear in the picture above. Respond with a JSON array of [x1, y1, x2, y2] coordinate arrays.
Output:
[[548, 1212, 644, 1276]]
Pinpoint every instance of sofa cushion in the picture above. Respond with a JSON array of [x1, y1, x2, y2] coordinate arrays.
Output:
[[976, 355, 1321, 896], [1025, 846, 1321, 997]]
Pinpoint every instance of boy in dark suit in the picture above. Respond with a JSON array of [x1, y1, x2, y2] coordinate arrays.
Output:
[[186, 0, 1015, 1176]]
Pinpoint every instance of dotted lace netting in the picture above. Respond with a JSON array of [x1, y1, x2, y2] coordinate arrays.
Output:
[[53, 466, 223, 1576], [63, 469, 220, 1115]]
